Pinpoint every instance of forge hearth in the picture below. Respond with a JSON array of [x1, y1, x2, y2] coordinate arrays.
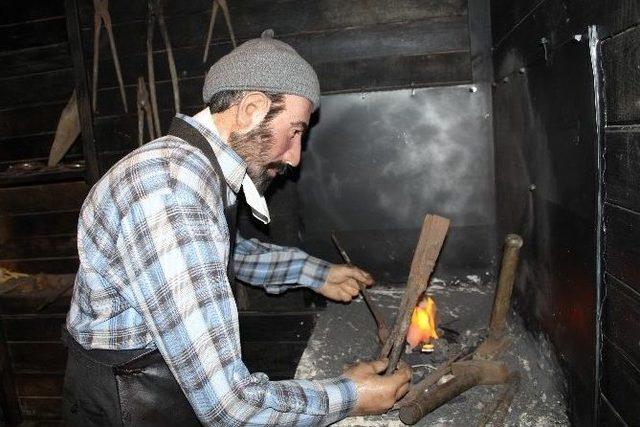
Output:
[[296, 275, 568, 426]]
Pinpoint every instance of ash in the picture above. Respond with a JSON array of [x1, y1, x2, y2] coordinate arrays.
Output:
[[295, 275, 569, 426]]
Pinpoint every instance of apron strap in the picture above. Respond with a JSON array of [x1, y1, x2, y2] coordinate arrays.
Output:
[[167, 116, 238, 284]]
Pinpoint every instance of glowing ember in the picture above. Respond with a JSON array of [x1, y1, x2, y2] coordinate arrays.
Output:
[[406, 296, 439, 349], [421, 343, 435, 353]]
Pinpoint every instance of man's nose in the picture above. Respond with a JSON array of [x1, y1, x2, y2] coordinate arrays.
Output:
[[283, 139, 301, 167]]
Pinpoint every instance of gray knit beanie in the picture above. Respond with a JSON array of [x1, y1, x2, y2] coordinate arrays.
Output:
[[203, 29, 320, 110]]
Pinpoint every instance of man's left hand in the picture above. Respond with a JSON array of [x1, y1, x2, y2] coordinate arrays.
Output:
[[316, 264, 374, 302]]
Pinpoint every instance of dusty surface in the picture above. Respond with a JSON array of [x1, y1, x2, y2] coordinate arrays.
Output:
[[295, 275, 569, 426]]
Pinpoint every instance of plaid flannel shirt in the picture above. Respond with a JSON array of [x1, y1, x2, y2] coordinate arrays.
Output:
[[66, 114, 357, 426]]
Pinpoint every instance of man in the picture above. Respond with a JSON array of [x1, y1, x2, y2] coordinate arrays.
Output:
[[63, 30, 410, 426]]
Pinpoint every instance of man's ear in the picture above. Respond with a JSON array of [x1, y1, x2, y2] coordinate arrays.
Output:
[[235, 92, 272, 131]]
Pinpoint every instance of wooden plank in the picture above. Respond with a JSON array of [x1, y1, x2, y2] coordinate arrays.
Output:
[[0, 133, 82, 164], [2, 315, 67, 342], [0, 258, 79, 276], [78, 0, 467, 39], [0, 44, 73, 79], [603, 274, 640, 366], [0, 181, 88, 215], [604, 203, 640, 293], [93, 76, 204, 118], [598, 394, 627, 426], [0, 17, 68, 52], [19, 397, 63, 419], [0, 69, 75, 110], [0, 234, 78, 260], [9, 342, 67, 373], [603, 27, 640, 125], [0, 211, 79, 242], [0, 0, 64, 25], [88, 17, 469, 90], [605, 129, 640, 212], [65, 0, 100, 184], [0, 103, 68, 139], [601, 337, 640, 426], [0, 329, 21, 424], [317, 51, 472, 93], [94, 108, 199, 157], [0, 167, 85, 188], [14, 373, 64, 397]]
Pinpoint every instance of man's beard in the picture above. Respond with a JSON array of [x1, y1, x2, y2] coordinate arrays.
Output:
[[228, 118, 287, 195]]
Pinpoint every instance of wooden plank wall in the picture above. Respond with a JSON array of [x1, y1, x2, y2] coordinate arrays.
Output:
[[492, 0, 640, 424], [601, 19, 640, 426], [75, 0, 470, 172], [0, 0, 81, 171], [0, 0, 89, 275]]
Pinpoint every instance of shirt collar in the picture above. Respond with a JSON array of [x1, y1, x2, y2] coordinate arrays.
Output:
[[183, 110, 271, 225], [176, 112, 245, 194]]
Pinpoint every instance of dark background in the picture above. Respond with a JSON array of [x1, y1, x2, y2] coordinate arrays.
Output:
[[0, 0, 639, 425]]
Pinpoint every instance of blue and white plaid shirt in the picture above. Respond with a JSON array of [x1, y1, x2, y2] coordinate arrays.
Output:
[[66, 114, 357, 426]]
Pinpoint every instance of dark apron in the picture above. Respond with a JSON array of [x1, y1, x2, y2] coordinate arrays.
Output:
[[63, 116, 238, 426]]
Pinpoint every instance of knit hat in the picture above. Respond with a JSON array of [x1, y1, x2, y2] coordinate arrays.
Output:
[[203, 29, 320, 110]]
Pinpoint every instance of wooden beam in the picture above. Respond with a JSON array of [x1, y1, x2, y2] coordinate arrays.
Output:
[[65, 0, 100, 184]]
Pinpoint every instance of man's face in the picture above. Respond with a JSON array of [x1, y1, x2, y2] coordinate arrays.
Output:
[[228, 94, 313, 194]]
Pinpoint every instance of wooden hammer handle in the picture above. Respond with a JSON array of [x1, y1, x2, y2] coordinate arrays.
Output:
[[488, 234, 523, 338]]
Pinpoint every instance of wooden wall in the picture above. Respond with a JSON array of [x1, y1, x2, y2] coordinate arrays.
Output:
[[76, 0, 470, 172], [601, 15, 640, 425], [491, 0, 640, 424], [0, 0, 87, 275], [0, 1, 81, 171]]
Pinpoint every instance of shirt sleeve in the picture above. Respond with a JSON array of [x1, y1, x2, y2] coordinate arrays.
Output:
[[233, 233, 332, 294], [115, 190, 357, 426]]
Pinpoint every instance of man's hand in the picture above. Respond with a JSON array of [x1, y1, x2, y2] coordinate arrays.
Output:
[[344, 359, 412, 416], [316, 264, 374, 302]]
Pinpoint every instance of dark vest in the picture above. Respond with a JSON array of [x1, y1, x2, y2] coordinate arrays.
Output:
[[62, 116, 238, 426]]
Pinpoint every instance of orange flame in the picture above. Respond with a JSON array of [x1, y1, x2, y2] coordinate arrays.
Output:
[[406, 296, 439, 348]]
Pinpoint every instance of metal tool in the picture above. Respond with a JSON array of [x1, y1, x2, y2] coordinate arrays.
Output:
[[202, 0, 237, 63], [330, 232, 390, 344], [92, 0, 127, 113], [147, 0, 181, 135], [48, 90, 80, 166], [136, 76, 156, 146]]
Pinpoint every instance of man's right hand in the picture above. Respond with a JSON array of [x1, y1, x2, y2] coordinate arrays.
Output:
[[343, 358, 412, 416]]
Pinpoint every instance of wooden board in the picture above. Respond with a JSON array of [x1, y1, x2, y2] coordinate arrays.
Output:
[[604, 203, 640, 294], [605, 129, 640, 213], [600, 337, 640, 426], [603, 27, 640, 125], [603, 274, 640, 366]]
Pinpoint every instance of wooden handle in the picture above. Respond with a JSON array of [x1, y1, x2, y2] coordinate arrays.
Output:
[[488, 234, 523, 338]]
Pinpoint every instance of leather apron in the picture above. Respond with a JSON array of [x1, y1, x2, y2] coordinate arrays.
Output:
[[63, 116, 238, 426]]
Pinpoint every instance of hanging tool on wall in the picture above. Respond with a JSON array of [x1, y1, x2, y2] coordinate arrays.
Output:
[[137, 76, 156, 147], [147, 0, 181, 135], [202, 0, 237, 63], [48, 90, 81, 167], [91, 0, 128, 113]]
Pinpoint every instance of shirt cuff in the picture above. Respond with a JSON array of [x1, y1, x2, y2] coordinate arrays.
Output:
[[319, 376, 358, 425], [297, 255, 332, 289]]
